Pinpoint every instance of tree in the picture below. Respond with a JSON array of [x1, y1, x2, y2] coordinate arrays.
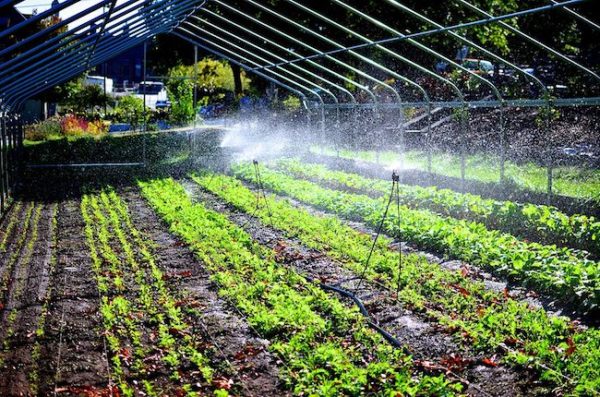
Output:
[[166, 65, 196, 125], [114, 95, 145, 131]]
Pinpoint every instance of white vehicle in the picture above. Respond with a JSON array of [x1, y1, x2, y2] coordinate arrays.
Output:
[[134, 81, 169, 110], [84, 75, 113, 93]]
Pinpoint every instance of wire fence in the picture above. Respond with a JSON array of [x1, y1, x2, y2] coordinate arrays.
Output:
[[0, 113, 23, 217]]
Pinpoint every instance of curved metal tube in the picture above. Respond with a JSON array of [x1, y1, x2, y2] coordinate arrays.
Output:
[[240, 0, 404, 112], [182, 22, 332, 131], [173, 30, 312, 116], [331, 0, 503, 178], [456, 0, 600, 85], [176, 26, 326, 125], [3, 2, 194, 106], [0, 0, 155, 83], [385, 0, 548, 97], [2, 0, 202, 101], [195, 11, 356, 105], [181, 22, 330, 129], [187, 17, 342, 105], [210, 0, 377, 107]]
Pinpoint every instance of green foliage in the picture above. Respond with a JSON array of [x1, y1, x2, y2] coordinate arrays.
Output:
[[224, 163, 600, 395], [58, 78, 110, 115], [166, 65, 197, 125], [233, 164, 600, 312], [164, 71, 194, 123], [274, 159, 600, 255], [312, 146, 600, 206], [80, 189, 218, 395], [24, 117, 62, 141], [192, 57, 251, 93], [114, 95, 145, 130], [138, 177, 462, 396], [282, 95, 302, 111], [535, 105, 561, 128]]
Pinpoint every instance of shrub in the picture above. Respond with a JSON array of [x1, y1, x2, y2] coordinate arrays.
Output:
[[114, 95, 145, 131], [282, 95, 301, 111], [24, 117, 62, 141], [24, 114, 108, 141], [61, 114, 87, 137]]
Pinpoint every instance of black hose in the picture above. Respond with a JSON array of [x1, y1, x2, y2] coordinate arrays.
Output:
[[304, 275, 407, 352]]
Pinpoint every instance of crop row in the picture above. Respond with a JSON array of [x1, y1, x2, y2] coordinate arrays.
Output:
[[81, 189, 223, 397], [28, 204, 58, 394], [233, 164, 600, 313], [0, 202, 23, 253], [0, 203, 42, 369], [274, 158, 600, 255], [310, 146, 600, 204], [193, 171, 600, 395], [138, 177, 462, 396]]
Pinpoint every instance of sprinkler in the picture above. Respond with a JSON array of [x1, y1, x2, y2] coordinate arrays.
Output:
[[355, 170, 403, 294], [240, 160, 273, 229]]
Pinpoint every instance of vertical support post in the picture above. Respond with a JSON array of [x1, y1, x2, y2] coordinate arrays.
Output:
[[320, 103, 326, 150], [547, 159, 553, 201], [192, 45, 198, 157], [6, 116, 13, 197], [499, 102, 506, 182], [142, 40, 147, 166], [14, 115, 23, 194], [193, 45, 198, 126], [539, 96, 554, 205], [103, 62, 108, 116], [426, 103, 433, 176], [0, 113, 5, 213], [546, 106, 553, 204], [460, 105, 468, 192], [398, 104, 406, 184]]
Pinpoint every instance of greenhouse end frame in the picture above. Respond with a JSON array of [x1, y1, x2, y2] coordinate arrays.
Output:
[[0, 0, 598, 214]]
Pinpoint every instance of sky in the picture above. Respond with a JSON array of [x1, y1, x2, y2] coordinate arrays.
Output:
[[15, 0, 130, 29]]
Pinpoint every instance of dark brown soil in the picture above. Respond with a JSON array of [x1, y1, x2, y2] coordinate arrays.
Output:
[[181, 178, 551, 397], [0, 190, 287, 397], [0, 199, 112, 397], [120, 188, 287, 397], [287, 157, 599, 324]]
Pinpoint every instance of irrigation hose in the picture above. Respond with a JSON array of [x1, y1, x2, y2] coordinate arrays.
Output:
[[303, 274, 407, 353]]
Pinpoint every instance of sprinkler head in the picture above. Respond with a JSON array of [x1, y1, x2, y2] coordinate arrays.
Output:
[[253, 159, 259, 165], [392, 171, 400, 182]]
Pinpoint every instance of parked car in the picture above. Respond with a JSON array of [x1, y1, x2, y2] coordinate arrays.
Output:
[[134, 81, 168, 110], [462, 58, 494, 77]]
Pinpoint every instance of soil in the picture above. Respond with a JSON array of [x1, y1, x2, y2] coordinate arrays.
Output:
[[431, 107, 600, 166], [181, 178, 552, 397], [0, 189, 287, 396], [232, 171, 596, 325], [120, 188, 287, 397], [0, 199, 112, 397]]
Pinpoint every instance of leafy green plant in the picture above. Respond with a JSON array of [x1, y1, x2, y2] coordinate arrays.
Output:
[[138, 177, 462, 396], [81, 189, 222, 396], [274, 158, 600, 255], [233, 164, 600, 312], [114, 95, 146, 131], [24, 117, 62, 141], [166, 65, 197, 125], [311, 146, 600, 205], [193, 169, 600, 396]]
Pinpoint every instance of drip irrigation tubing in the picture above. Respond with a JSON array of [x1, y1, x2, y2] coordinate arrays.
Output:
[[303, 274, 407, 352]]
